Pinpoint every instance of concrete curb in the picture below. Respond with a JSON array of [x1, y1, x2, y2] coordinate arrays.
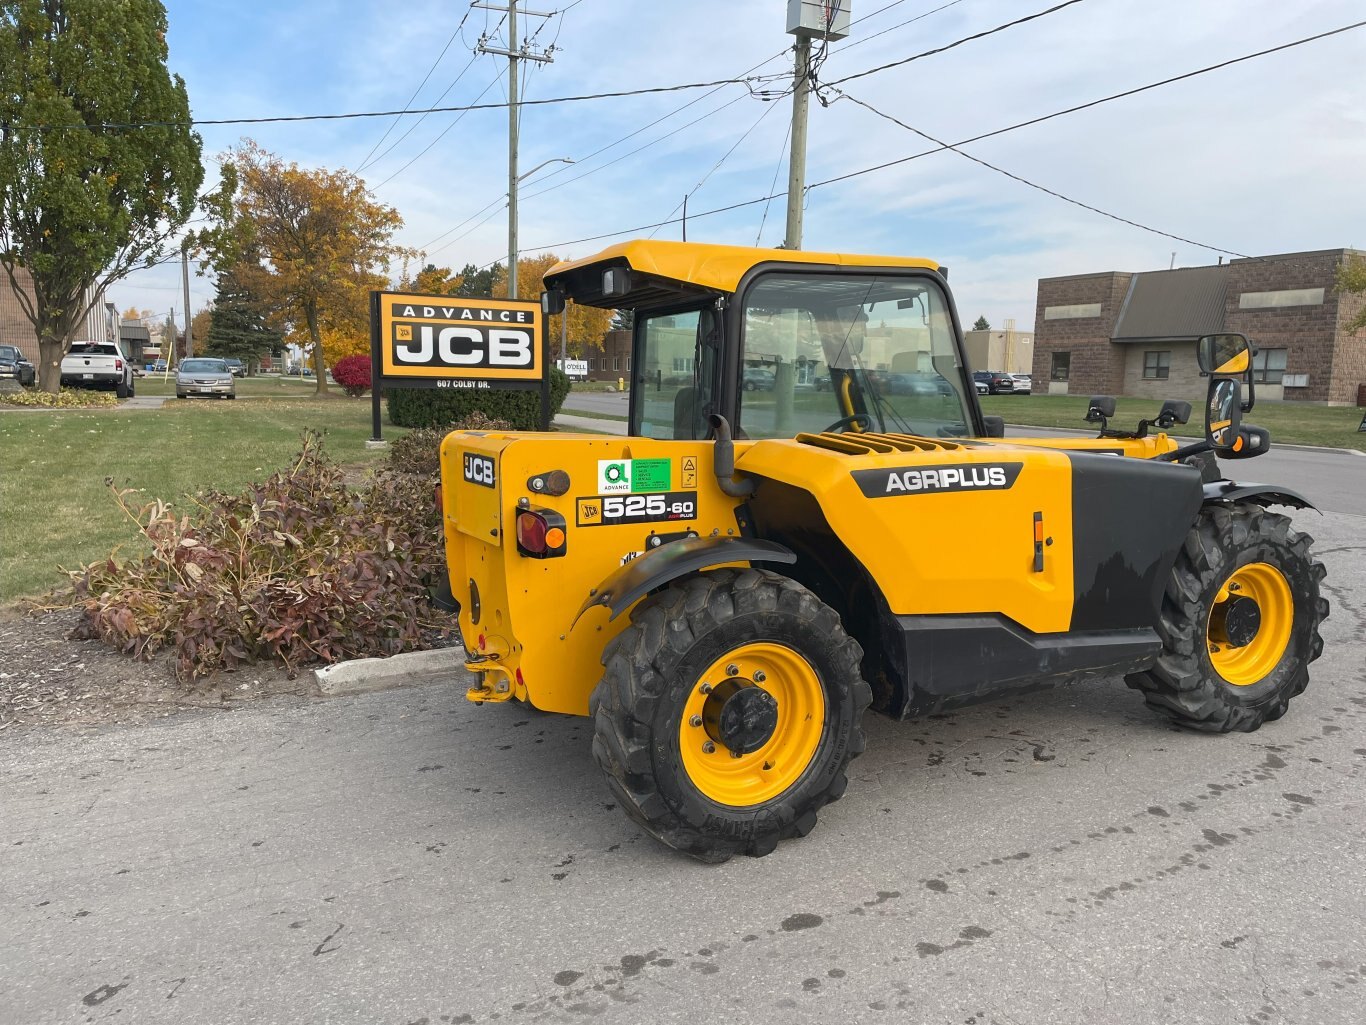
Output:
[[314, 648, 475, 697]]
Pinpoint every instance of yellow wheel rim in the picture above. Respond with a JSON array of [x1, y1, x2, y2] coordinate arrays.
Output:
[[1207, 562, 1294, 686], [678, 642, 826, 807]]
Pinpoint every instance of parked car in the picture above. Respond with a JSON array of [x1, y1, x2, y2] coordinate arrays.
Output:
[[742, 366, 775, 392], [0, 344, 36, 387], [176, 357, 236, 400], [972, 370, 1015, 395], [1010, 373, 1033, 393], [886, 372, 954, 397], [153, 359, 168, 372], [60, 341, 135, 397], [223, 358, 246, 378], [974, 378, 989, 395]]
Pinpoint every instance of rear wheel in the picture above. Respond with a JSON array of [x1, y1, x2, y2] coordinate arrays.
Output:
[[591, 568, 871, 862], [1125, 504, 1328, 732], [116, 380, 129, 398]]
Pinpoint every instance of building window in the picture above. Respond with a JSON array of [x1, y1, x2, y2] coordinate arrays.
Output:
[[672, 356, 695, 373], [1253, 347, 1288, 385], [613, 356, 621, 371], [1050, 351, 1070, 382], [1238, 288, 1324, 310], [1143, 350, 1171, 380], [1044, 303, 1103, 320], [626, 356, 632, 372]]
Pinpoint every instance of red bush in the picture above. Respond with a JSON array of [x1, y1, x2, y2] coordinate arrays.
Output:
[[331, 354, 372, 397]]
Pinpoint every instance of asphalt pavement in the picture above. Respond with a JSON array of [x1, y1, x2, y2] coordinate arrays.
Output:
[[3, 508, 1364, 1025]]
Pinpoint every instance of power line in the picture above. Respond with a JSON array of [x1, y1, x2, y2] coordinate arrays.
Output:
[[356, 6, 475, 171], [755, 119, 792, 246], [372, 72, 504, 190], [491, 22, 1366, 263], [832, 0, 965, 55], [360, 54, 480, 174], [12, 77, 776, 131], [827, 0, 1089, 86], [834, 89, 1250, 258]]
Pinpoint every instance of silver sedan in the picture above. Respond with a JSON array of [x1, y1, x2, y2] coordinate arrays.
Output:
[[176, 358, 237, 400]]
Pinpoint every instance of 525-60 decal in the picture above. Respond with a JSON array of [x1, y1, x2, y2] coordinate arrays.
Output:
[[577, 491, 697, 527]]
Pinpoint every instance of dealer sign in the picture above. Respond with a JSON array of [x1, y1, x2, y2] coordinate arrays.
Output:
[[368, 290, 551, 439], [374, 292, 543, 386]]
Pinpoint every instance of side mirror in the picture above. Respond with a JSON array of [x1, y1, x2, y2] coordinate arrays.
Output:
[[982, 415, 1005, 438], [1206, 378, 1243, 451], [1196, 332, 1252, 376], [1085, 395, 1116, 422], [540, 289, 566, 316], [1155, 399, 1192, 427]]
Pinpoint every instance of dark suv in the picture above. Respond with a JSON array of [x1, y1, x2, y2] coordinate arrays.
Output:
[[972, 370, 1015, 395], [0, 344, 36, 386]]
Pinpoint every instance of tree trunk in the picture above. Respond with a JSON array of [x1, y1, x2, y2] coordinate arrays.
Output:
[[305, 304, 329, 394], [35, 306, 71, 395]]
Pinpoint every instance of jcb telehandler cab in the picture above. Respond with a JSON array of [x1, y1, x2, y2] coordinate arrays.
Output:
[[438, 240, 1328, 862]]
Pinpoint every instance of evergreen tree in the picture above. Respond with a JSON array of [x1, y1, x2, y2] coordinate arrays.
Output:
[[204, 267, 281, 373], [973, 315, 991, 331]]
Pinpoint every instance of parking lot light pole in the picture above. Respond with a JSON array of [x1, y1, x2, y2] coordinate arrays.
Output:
[[510, 156, 574, 300]]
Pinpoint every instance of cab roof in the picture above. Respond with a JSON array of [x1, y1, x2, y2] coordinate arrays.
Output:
[[543, 239, 941, 310]]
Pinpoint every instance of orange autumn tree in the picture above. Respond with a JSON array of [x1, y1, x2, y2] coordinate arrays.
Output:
[[213, 140, 412, 393], [494, 252, 614, 360]]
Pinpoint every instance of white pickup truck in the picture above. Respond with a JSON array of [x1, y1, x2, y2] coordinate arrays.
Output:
[[60, 341, 135, 397]]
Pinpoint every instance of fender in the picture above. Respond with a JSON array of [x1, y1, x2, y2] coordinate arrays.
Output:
[[1202, 480, 1318, 512], [573, 535, 796, 625]]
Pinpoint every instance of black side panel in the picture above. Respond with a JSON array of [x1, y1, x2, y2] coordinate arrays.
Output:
[[1202, 480, 1317, 511], [1066, 452, 1202, 632], [895, 614, 1161, 719]]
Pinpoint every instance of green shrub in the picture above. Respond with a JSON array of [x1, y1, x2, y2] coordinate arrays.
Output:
[[64, 431, 450, 681], [387, 413, 514, 478], [387, 367, 570, 430]]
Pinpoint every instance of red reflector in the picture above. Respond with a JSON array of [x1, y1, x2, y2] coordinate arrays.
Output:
[[515, 667, 524, 688], [478, 634, 486, 651], [516, 511, 549, 554]]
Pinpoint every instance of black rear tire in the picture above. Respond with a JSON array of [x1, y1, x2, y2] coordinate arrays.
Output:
[[1125, 504, 1327, 732], [590, 568, 871, 862], [116, 380, 129, 398]]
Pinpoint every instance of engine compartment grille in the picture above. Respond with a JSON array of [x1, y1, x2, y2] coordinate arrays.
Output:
[[794, 432, 967, 455]]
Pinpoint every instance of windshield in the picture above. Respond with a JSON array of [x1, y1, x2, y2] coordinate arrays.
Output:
[[180, 359, 228, 373], [737, 272, 973, 439]]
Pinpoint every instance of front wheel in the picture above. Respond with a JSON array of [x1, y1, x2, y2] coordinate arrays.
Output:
[[1125, 504, 1328, 732], [591, 569, 871, 862]]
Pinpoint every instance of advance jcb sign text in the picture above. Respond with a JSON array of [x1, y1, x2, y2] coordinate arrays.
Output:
[[368, 290, 551, 440], [375, 293, 543, 385]]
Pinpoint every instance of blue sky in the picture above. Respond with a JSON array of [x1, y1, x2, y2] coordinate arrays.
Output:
[[117, 0, 1366, 333]]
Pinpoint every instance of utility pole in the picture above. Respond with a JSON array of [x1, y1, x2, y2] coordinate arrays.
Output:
[[181, 247, 193, 358], [476, 1, 554, 300], [783, 1, 852, 250]]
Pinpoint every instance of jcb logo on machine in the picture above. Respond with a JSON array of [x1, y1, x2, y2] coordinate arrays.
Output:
[[852, 461, 1023, 497], [462, 453, 496, 488]]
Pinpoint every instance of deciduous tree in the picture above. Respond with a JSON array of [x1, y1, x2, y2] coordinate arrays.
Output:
[[0, 0, 205, 391], [213, 140, 410, 393], [497, 252, 613, 359], [1335, 254, 1366, 333]]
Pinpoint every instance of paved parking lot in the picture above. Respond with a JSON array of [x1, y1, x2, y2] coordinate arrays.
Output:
[[2, 503, 1362, 1025]]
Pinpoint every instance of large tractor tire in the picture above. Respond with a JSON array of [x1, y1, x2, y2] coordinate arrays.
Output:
[[1126, 504, 1328, 732], [590, 568, 871, 863]]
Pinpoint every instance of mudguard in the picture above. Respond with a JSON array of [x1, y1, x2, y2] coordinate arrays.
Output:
[[1202, 480, 1318, 512], [573, 535, 796, 625]]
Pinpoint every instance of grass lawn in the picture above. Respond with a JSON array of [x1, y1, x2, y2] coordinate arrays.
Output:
[[981, 394, 1366, 452], [0, 396, 405, 602]]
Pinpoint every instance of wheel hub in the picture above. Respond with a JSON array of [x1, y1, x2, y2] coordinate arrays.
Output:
[[1212, 594, 1262, 649], [703, 678, 779, 755]]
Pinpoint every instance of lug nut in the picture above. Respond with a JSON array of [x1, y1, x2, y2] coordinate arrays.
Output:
[[730, 750, 743, 759], [689, 714, 702, 727], [726, 664, 739, 676], [702, 741, 716, 754], [700, 683, 712, 694], [1229, 583, 1241, 591], [753, 670, 767, 683]]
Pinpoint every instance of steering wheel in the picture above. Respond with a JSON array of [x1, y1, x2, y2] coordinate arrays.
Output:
[[823, 413, 874, 433]]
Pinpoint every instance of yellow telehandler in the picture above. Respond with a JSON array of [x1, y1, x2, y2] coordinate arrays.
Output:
[[436, 240, 1328, 861]]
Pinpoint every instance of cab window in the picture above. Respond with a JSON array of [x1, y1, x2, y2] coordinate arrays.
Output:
[[632, 305, 718, 440], [737, 272, 972, 440]]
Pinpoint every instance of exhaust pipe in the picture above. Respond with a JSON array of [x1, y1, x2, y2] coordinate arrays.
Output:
[[707, 414, 758, 498]]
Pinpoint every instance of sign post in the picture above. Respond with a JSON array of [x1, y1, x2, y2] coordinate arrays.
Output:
[[368, 290, 547, 441]]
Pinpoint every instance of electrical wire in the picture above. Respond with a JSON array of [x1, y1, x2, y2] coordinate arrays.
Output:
[[488, 22, 1366, 263], [12, 77, 774, 132], [827, 0, 1089, 86], [356, 7, 474, 172], [371, 72, 504, 190], [754, 118, 792, 246], [834, 89, 1250, 257], [360, 54, 479, 174], [832, 0, 965, 55]]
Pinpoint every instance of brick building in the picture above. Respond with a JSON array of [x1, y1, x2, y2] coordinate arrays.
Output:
[[1033, 249, 1366, 405], [1, 266, 116, 370], [584, 328, 633, 383]]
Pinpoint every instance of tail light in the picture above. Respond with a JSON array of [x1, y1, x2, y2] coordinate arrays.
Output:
[[115, 359, 123, 370], [515, 507, 567, 559]]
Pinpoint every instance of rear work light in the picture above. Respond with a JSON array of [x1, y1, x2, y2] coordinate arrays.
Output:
[[515, 507, 567, 559]]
